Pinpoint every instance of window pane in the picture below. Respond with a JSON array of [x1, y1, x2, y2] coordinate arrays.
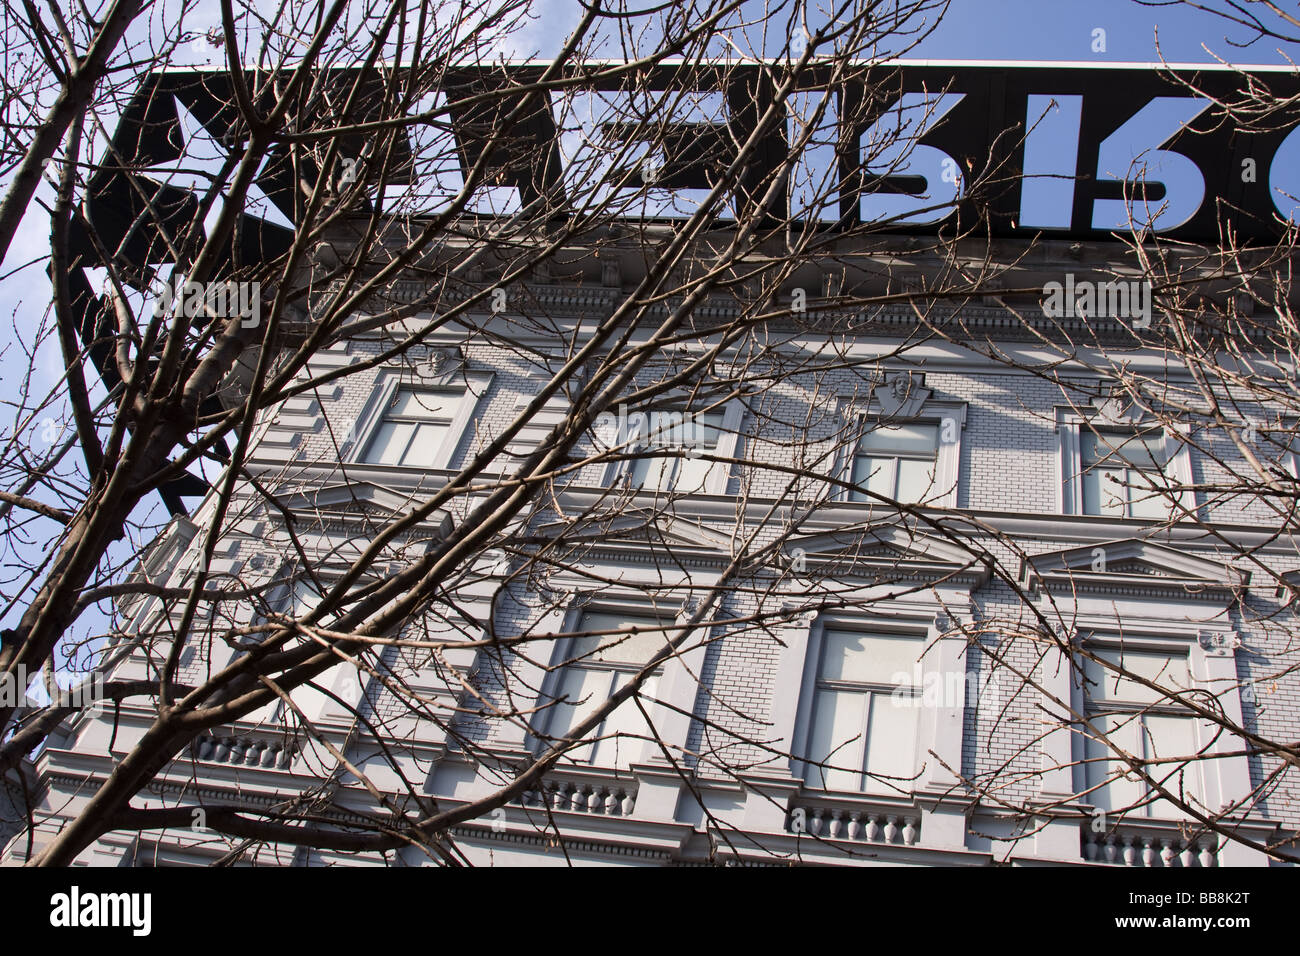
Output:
[[595, 672, 659, 768], [399, 421, 451, 467], [1085, 711, 1145, 813], [1126, 470, 1172, 520], [850, 455, 895, 500], [291, 579, 324, 616], [896, 456, 938, 503], [647, 410, 723, 448], [568, 611, 670, 665], [672, 454, 713, 493], [807, 687, 868, 790], [1084, 649, 1191, 705], [630, 452, 672, 490], [819, 629, 924, 686], [681, 411, 723, 449], [389, 388, 458, 420], [362, 420, 415, 465], [864, 692, 919, 786], [1081, 429, 1165, 469], [1081, 464, 1127, 516], [547, 667, 611, 762], [1143, 713, 1199, 819], [859, 423, 939, 456]]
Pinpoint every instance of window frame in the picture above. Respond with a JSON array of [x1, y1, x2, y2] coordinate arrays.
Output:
[[346, 369, 493, 472], [1056, 408, 1194, 519], [779, 603, 969, 799], [794, 622, 927, 794], [1074, 637, 1208, 821], [535, 605, 674, 769], [836, 401, 966, 508], [525, 590, 711, 772], [602, 399, 745, 496], [248, 560, 389, 726]]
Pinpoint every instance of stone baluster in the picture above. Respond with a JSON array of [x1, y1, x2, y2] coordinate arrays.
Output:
[[1122, 836, 1138, 866], [828, 810, 843, 839], [865, 815, 880, 841], [848, 812, 863, 840], [1159, 841, 1175, 868], [883, 816, 898, 843], [1179, 842, 1195, 868], [809, 808, 824, 836], [1198, 840, 1216, 868], [902, 817, 918, 846]]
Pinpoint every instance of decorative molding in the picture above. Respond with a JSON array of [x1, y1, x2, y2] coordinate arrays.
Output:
[[1021, 539, 1247, 601], [449, 822, 673, 861], [423, 346, 464, 381], [1091, 387, 1146, 426], [871, 371, 933, 419], [1198, 630, 1242, 657]]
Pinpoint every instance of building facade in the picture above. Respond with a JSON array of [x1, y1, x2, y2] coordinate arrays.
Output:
[[4, 225, 1298, 867]]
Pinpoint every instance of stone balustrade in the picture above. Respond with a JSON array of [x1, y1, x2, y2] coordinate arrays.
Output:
[[518, 779, 637, 817], [192, 734, 297, 770], [786, 804, 921, 846], [1082, 826, 1218, 866]]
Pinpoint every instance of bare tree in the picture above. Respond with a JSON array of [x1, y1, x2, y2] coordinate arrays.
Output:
[[1, 0, 1297, 869]]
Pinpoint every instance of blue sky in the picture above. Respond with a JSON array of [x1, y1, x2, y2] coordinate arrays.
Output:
[[495, 0, 1300, 65], [909, 0, 1299, 64]]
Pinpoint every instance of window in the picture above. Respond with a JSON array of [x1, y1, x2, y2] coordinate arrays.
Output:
[[801, 628, 922, 792], [1081, 647, 1204, 820], [349, 371, 492, 472], [1056, 399, 1194, 518], [1080, 428, 1171, 519], [850, 422, 940, 503], [541, 609, 670, 769], [629, 410, 725, 493], [360, 387, 463, 467], [602, 400, 744, 495], [248, 572, 366, 725]]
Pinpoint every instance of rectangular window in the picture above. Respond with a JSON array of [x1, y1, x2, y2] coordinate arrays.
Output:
[[803, 629, 922, 792], [360, 387, 464, 467], [255, 575, 366, 725], [850, 422, 939, 503], [1080, 428, 1170, 518], [629, 410, 725, 493], [544, 609, 670, 769], [1082, 647, 1202, 819]]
